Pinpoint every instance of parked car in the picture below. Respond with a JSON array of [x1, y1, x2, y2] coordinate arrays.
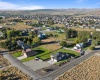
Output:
[[0, 66, 3, 68], [35, 56, 39, 60]]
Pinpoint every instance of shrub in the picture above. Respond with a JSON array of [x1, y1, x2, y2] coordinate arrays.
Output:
[[60, 41, 67, 47], [89, 45, 95, 50]]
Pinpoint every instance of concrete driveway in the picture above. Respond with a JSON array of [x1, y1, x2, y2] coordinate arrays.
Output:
[[23, 59, 51, 71]]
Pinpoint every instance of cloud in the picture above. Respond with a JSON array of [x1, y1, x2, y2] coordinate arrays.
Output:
[[0, 1, 44, 10], [0, 2, 18, 9], [19, 6, 44, 10]]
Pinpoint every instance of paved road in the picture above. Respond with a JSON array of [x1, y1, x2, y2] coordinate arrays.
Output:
[[43, 50, 99, 80], [2, 50, 99, 80], [3, 54, 41, 80]]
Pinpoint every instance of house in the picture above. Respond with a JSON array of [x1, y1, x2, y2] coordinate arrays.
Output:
[[17, 40, 24, 47], [22, 44, 31, 50], [22, 48, 38, 57], [51, 52, 69, 62], [74, 43, 84, 50], [38, 33, 46, 39], [0, 31, 3, 37]]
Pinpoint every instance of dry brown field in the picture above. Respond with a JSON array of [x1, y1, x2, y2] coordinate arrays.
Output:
[[0, 66, 29, 80], [55, 54, 100, 80]]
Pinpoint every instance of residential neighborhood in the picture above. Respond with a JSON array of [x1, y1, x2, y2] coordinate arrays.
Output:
[[0, 1, 100, 80]]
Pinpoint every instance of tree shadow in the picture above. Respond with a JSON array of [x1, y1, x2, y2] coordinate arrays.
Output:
[[34, 50, 45, 54], [40, 41, 57, 45]]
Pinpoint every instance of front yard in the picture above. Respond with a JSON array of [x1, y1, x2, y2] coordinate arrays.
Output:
[[12, 46, 79, 62], [12, 52, 22, 58]]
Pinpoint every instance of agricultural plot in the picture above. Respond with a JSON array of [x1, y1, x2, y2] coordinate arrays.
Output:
[[0, 66, 29, 80], [0, 55, 10, 67], [4, 22, 32, 30], [41, 38, 62, 51], [55, 55, 100, 80]]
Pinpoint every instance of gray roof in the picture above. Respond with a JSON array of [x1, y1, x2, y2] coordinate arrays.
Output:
[[52, 52, 69, 60], [26, 50, 38, 57]]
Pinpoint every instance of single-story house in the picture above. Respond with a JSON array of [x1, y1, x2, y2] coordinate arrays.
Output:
[[17, 40, 24, 47], [51, 52, 69, 62], [22, 48, 38, 57]]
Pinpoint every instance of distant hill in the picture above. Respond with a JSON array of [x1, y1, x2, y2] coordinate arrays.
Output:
[[0, 9, 100, 15]]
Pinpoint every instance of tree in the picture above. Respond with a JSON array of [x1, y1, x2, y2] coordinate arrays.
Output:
[[65, 29, 77, 40], [27, 41, 30, 45], [92, 31, 100, 46], [33, 37, 41, 45], [60, 41, 67, 47], [78, 31, 90, 42], [74, 37, 80, 44]]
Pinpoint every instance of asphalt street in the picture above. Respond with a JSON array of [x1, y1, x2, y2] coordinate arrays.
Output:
[[43, 50, 99, 80], [2, 50, 99, 80], [3, 54, 41, 80]]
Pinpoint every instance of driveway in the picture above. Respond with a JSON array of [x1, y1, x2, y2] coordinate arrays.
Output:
[[23, 59, 51, 71], [17, 56, 27, 60]]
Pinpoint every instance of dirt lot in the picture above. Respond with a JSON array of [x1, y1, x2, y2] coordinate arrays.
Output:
[[41, 38, 62, 51], [55, 54, 100, 80]]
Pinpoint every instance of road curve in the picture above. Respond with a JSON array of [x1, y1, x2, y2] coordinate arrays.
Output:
[[3, 54, 41, 80]]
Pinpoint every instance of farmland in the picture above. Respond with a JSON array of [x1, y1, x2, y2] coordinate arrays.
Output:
[[0, 55, 30, 80], [0, 66, 29, 80], [4, 22, 32, 30], [0, 55, 10, 67], [55, 54, 100, 80]]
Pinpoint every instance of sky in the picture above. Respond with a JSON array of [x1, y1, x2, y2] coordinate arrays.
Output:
[[0, 0, 100, 10]]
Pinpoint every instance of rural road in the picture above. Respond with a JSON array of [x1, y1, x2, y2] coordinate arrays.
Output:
[[2, 50, 99, 80], [43, 50, 99, 80], [3, 54, 41, 80]]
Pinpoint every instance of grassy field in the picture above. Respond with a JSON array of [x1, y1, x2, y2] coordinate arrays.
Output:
[[51, 48, 79, 56], [45, 32, 66, 41], [21, 46, 79, 62], [12, 51, 22, 58], [71, 27, 95, 31], [21, 56, 36, 62]]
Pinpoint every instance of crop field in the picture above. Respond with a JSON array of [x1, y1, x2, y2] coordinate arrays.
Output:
[[55, 54, 100, 80], [0, 66, 29, 80], [4, 22, 32, 30]]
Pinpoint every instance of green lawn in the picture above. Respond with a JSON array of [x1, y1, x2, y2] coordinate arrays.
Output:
[[13, 46, 79, 62], [21, 47, 50, 62], [12, 52, 22, 58], [51, 49, 79, 56], [22, 48, 79, 62], [33, 47, 51, 61], [21, 56, 35, 62]]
